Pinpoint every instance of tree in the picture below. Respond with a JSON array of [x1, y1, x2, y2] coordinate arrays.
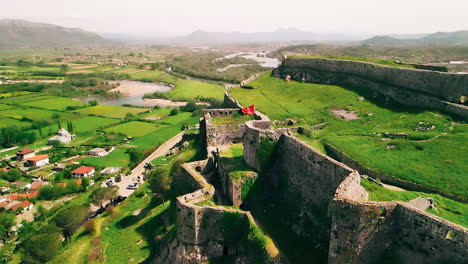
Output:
[[24, 232, 62, 263], [169, 108, 178, 116], [51, 113, 61, 119], [90, 187, 119, 209], [59, 64, 69, 75], [148, 168, 172, 203], [54, 205, 89, 240], [89, 100, 98, 106], [125, 112, 136, 120], [0, 212, 15, 243], [182, 101, 198, 112], [127, 148, 144, 165]]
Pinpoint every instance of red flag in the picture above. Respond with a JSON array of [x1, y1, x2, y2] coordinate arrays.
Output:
[[242, 105, 255, 115]]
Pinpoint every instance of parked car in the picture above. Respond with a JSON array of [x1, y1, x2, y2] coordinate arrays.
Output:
[[106, 180, 114, 186], [127, 183, 138, 190], [112, 196, 127, 206], [115, 174, 122, 182]]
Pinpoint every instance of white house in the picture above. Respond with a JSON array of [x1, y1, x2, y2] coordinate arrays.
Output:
[[26, 155, 49, 167], [71, 166, 95, 177], [48, 128, 76, 145], [88, 148, 107, 157]]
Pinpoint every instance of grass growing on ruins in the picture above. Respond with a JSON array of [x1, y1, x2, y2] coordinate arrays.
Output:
[[210, 113, 254, 126], [230, 73, 468, 199], [220, 143, 244, 158], [361, 179, 468, 227], [129, 69, 225, 100], [288, 55, 416, 69]]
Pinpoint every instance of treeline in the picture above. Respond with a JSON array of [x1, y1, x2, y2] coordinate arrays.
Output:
[[0, 78, 120, 99], [0, 127, 36, 147], [166, 52, 267, 83]]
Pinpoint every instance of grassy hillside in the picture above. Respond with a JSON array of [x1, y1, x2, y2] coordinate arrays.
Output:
[[229, 73, 468, 200]]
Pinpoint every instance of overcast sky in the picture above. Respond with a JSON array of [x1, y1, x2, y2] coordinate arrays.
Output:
[[1, 0, 467, 35]]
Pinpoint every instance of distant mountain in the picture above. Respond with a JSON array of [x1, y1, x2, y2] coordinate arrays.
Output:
[[0, 19, 115, 48], [362, 30, 468, 46], [181, 28, 368, 44], [421, 31, 468, 44]]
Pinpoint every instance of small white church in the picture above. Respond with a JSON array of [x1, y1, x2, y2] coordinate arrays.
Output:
[[48, 128, 76, 145]]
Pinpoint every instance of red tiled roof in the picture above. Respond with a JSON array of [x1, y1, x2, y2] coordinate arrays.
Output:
[[30, 181, 46, 190], [0, 201, 9, 208], [17, 148, 34, 155], [8, 193, 30, 200], [10, 200, 32, 211], [71, 166, 94, 174], [29, 190, 40, 198], [0, 167, 9, 172], [26, 155, 49, 162]]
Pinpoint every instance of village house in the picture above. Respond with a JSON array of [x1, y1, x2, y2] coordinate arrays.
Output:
[[16, 148, 35, 161], [48, 128, 76, 145], [0, 200, 33, 213], [88, 148, 107, 157], [71, 166, 95, 177], [54, 163, 65, 171], [100, 167, 120, 175], [26, 155, 49, 167]]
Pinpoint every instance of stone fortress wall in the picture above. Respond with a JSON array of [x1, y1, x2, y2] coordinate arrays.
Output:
[[201, 108, 246, 147], [154, 159, 281, 264], [223, 93, 468, 263], [161, 68, 468, 263], [273, 57, 468, 120]]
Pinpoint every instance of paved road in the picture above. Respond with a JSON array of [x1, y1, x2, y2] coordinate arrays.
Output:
[[102, 131, 185, 197]]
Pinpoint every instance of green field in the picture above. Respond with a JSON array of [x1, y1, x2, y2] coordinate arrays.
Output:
[[361, 179, 467, 227], [0, 93, 54, 104], [0, 116, 31, 128], [76, 105, 149, 118], [0, 91, 32, 98], [129, 70, 224, 100], [30, 116, 120, 137], [21, 96, 88, 110], [81, 148, 130, 167], [0, 104, 13, 111], [230, 74, 468, 199], [0, 106, 61, 121], [105, 121, 159, 137]]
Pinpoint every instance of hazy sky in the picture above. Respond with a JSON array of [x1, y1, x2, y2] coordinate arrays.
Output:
[[1, 0, 467, 35]]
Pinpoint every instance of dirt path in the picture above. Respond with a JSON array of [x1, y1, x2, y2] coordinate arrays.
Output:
[[382, 183, 406, 192]]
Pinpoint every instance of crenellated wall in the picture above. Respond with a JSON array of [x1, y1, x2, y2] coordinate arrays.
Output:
[[273, 58, 468, 120]]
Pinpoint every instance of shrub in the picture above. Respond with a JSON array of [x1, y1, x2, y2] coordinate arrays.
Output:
[[83, 219, 97, 235], [169, 108, 179, 116]]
